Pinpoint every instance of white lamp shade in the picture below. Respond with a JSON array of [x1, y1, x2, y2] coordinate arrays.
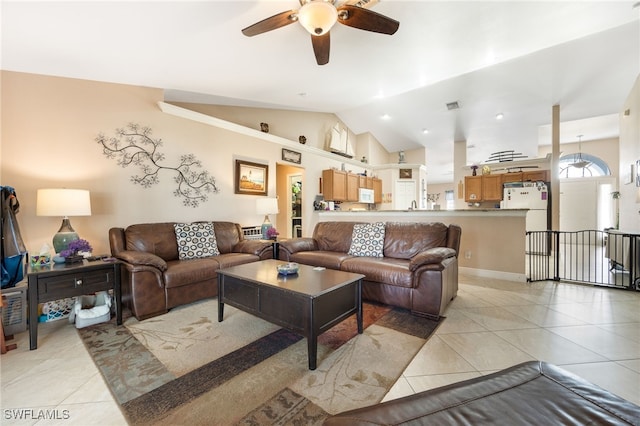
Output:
[[298, 1, 338, 36], [37, 189, 92, 217], [256, 197, 279, 215]]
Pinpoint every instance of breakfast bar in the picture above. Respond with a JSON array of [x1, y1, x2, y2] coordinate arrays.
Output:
[[317, 209, 528, 281]]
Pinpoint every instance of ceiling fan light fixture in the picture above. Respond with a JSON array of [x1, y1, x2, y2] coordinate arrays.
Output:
[[298, 1, 338, 36]]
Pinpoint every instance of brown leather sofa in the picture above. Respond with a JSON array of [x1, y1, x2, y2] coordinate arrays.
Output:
[[278, 221, 461, 319], [109, 222, 273, 320], [324, 361, 640, 425]]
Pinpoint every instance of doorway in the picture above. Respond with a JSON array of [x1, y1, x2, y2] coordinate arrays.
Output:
[[275, 163, 304, 238], [394, 180, 416, 210], [290, 175, 302, 238]]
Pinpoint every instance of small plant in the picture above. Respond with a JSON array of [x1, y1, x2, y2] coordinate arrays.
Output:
[[266, 227, 279, 239], [611, 191, 621, 229], [427, 193, 440, 203], [60, 239, 92, 258]]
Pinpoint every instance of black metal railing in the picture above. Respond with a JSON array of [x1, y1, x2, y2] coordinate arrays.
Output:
[[527, 229, 639, 290]]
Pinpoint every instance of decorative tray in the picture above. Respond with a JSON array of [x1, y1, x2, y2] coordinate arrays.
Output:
[[277, 262, 299, 276]]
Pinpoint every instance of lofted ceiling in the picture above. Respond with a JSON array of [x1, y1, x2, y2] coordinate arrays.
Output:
[[2, 1, 639, 183]]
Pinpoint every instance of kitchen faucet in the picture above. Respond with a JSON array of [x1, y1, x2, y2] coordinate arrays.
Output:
[[409, 200, 417, 210]]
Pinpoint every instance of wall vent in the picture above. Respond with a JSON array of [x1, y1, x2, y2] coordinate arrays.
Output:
[[446, 101, 460, 110]]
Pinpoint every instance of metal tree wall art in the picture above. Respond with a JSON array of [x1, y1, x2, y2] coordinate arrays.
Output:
[[96, 123, 219, 207]]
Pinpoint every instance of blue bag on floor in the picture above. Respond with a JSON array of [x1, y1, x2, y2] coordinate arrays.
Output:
[[1, 186, 27, 288]]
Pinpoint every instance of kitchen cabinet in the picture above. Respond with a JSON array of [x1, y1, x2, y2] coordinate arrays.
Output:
[[482, 175, 503, 201], [346, 173, 359, 202], [523, 170, 549, 182], [323, 169, 382, 203], [358, 175, 373, 189], [322, 169, 347, 201], [373, 178, 382, 203], [500, 170, 550, 184], [464, 176, 483, 202], [501, 172, 523, 185], [465, 175, 502, 202]]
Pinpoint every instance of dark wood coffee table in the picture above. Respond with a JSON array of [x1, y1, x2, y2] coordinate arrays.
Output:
[[217, 259, 364, 370]]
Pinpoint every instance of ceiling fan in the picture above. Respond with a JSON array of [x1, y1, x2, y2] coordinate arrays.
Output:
[[241, 0, 399, 65]]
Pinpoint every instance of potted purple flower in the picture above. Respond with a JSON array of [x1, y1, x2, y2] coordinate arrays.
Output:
[[266, 227, 279, 241], [60, 239, 92, 264]]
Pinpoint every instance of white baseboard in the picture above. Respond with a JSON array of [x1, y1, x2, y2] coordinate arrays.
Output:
[[459, 267, 526, 283]]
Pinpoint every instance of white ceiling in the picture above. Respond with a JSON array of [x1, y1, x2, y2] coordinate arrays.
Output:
[[2, 1, 639, 183]]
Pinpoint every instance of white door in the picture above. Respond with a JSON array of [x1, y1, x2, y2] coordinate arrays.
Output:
[[560, 180, 597, 232], [394, 180, 416, 210]]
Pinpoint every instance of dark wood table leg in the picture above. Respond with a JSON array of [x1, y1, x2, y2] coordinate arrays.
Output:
[[357, 279, 363, 334], [217, 275, 224, 322], [308, 334, 318, 370], [28, 275, 38, 350], [114, 263, 122, 325]]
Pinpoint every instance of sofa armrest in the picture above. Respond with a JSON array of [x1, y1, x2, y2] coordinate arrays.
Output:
[[278, 238, 318, 256], [409, 247, 456, 271], [233, 239, 273, 257], [115, 250, 168, 272]]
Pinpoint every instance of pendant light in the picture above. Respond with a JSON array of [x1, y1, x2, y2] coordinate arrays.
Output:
[[570, 135, 591, 169]]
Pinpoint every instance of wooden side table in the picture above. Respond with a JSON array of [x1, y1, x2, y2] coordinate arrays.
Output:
[[27, 260, 122, 350]]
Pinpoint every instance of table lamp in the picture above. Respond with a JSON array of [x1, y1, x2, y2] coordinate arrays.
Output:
[[36, 188, 92, 253], [256, 197, 279, 239]]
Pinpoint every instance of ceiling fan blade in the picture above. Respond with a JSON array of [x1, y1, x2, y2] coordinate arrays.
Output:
[[242, 10, 298, 37], [311, 33, 330, 65], [337, 5, 399, 35]]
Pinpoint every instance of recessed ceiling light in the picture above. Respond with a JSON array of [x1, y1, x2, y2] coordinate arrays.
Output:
[[381, 114, 391, 120], [496, 113, 504, 120], [422, 129, 429, 134]]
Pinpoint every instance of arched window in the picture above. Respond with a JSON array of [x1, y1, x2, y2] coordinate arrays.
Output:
[[558, 153, 611, 178]]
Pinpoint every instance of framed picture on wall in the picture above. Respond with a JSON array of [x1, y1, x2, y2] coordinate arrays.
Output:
[[636, 159, 640, 186], [235, 160, 268, 195], [282, 148, 301, 164], [399, 168, 412, 179]]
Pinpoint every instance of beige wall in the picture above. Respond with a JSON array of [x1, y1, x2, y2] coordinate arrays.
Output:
[[0, 71, 352, 256], [538, 137, 620, 179], [171, 102, 348, 154], [618, 74, 640, 231]]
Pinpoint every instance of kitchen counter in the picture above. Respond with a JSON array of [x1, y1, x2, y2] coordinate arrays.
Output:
[[318, 209, 527, 282], [323, 209, 528, 216]]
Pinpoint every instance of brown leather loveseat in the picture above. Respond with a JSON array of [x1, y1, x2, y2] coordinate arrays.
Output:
[[109, 221, 273, 320], [278, 221, 461, 319]]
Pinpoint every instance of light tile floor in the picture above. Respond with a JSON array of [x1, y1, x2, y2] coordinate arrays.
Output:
[[384, 274, 640, 407], [1, 274, 638, 425]]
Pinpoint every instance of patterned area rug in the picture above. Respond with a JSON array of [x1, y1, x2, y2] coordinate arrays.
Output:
[[79, 299, 442, 425]]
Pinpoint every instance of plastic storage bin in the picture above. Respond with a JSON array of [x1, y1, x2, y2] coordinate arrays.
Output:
[[0, 281, 27, 335], [69, 291, 112, 329]]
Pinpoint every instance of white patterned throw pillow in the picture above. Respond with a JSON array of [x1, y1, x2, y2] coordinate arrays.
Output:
[[174, 222, 220, 260], [348, 222, 386, 257]]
